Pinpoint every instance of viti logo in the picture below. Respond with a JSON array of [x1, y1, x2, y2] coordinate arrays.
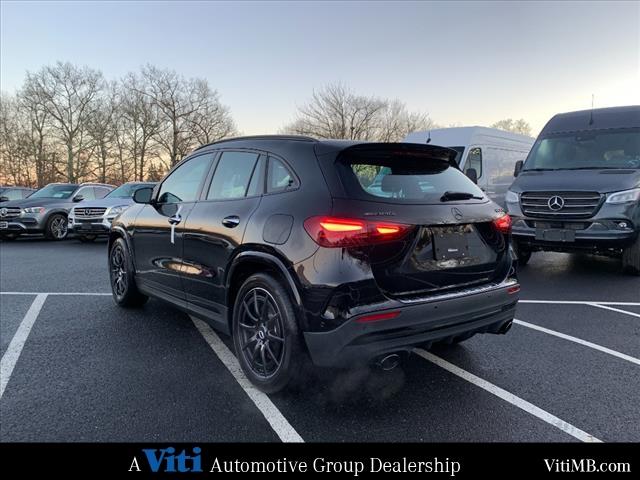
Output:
[[129, 446, 203, 473]]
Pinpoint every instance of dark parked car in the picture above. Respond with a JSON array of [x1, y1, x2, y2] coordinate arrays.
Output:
[[0, 182, 114, 240], [108, 136, 519, 392], [0, 186, 35, 203], [506, 105, 640, 274], [69, 182, 156, 242]]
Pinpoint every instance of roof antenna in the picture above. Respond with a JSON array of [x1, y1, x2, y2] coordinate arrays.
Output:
[[589, 94, 595, 125], [426, 130, 431, 144]]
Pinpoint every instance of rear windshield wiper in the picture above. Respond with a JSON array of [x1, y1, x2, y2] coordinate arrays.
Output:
[[440, 191, 484, 202]]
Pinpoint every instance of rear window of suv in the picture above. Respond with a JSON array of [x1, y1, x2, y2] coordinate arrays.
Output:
[[337, 147, 485, 204]]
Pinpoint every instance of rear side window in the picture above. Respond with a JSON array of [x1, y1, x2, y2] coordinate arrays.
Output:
[[339, 148, 485, 204], [207, 151, 259, 200], [94, 187, 112, 199], [267, 157, 298, 193]]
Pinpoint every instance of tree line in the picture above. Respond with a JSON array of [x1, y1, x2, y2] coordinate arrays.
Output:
[[0, 62, 531, 188], [0, 62, 237, 187]]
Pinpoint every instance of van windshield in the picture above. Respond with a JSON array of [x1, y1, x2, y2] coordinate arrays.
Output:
[[524, 128, 640, 170]]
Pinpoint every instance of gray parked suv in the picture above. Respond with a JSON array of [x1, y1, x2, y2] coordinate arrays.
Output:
[[69, 182, 156, 242], [0, 182, 114, 241]]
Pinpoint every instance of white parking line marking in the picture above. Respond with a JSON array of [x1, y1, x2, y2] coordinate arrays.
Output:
[[190, 316, 304, 443], [514, 319, 640, 366], [520, 300, 640, 306], [0, 293, 48, 400], [0, 292, 111, 296], [588, 303, 640, 319], [415, 349, 601, 443]]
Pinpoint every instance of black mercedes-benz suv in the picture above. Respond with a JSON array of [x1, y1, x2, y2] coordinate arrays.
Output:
[[109, 136, 519, 392], [507, 106, 640, 274]]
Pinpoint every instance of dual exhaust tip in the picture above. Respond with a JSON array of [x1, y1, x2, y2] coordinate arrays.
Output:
[[373, 320, 513, 371]]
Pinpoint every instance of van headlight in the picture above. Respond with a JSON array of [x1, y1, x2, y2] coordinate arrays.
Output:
[[606, 188, 640, 204], [108, 205, 129, 216], [505, 190, 519, 204]]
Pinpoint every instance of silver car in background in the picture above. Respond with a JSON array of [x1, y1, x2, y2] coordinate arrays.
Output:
[[69, 182, 156, 242]]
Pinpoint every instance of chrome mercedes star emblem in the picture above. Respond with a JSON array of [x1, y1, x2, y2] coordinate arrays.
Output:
[[0, 208, 7, 217], [548, 195, 565, 211], [451, 207, 464, 221]]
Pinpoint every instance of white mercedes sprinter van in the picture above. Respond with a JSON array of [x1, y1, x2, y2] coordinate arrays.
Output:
[[404, 127, 535, 206]]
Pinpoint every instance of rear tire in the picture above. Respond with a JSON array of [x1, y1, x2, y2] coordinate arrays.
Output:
[[622, 235, 640, 276], [109, 237, 148, 307], [44, 214, 68, 240], [514, 241, 532, 266], [78, 234, 97, 243], [232, 273, 307, 393]]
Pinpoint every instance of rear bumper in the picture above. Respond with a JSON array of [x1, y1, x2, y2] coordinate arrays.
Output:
[[303, 279, 519, 367]]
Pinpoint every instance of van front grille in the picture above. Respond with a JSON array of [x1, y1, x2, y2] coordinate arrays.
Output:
[[520, 191, 602, 218]]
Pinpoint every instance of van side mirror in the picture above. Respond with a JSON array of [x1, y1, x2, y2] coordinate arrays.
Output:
[[72, 195, 84, 202], [514, 160, 523, 177], [133, 186, 154, 204], [465, 168, 478, 184]]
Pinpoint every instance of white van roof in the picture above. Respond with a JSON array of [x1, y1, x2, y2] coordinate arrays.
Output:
[[404, 126, 535, 150]]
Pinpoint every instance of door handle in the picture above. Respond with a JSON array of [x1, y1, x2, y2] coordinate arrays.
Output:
[[168, 214, 182, 225], [222, 215, 240, 228]]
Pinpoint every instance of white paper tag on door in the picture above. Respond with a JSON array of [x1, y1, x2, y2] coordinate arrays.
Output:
[[170, 205, 182, 244]]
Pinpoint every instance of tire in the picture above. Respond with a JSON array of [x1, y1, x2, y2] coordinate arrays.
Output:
[[232, 273, 306, 393], [78, 234, 97, 243], [0, 233, 18, 241], [514, 241, 532, 266], [109, 237, 148, 307], [44, 213, 68, 240], [622, 234, 640, 276]]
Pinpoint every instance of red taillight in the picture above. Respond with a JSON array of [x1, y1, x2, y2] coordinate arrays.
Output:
[[492, 213, 512, 234], [304, 216, 413, 247], [507, 285, 520, 294], [356, 311, 401, 323]]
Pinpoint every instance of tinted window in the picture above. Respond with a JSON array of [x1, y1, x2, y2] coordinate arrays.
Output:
[[75, 186, 96, 200], [464, 147, 482, 178], [341, 153, 484, 204], [106, 183, 152, 198], [246, 156, 265, 197], [267, 157, 297, 193], [207, 151, 259, 200], [158, 154, 213, 204]]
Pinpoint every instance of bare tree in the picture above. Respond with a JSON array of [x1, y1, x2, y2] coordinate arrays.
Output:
[[282, 83, 435, 142], [376, 99, 437, 142], [282, 83, 387, 140], [23, 62, 105, 182], [140, 66, 208, 167], [121, 72, 163, 180], [86, 82, 120, 183], [490, 118, 532, 136], [187, 85, 237, 145], [0, 93, 32, 186]]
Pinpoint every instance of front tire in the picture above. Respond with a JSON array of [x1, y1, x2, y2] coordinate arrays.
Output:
[[109, 237, 148, 307], [622, 235, 640, 276], [44, 214, 68, 240], [232, 273, 306, 393]]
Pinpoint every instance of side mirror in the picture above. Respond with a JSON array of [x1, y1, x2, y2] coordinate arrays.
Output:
[[0, 196, 9, 202], [465, 168, 478, 184], [73, 195, 84, 202], [133, 187, 154, 204], [514, 160, 523, 177]]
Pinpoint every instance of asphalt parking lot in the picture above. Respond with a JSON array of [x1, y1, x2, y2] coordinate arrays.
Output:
[[1, 237, 638, 442]]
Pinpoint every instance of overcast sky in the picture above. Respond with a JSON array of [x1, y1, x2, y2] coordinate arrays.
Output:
[[2, 0, 638, 136]]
